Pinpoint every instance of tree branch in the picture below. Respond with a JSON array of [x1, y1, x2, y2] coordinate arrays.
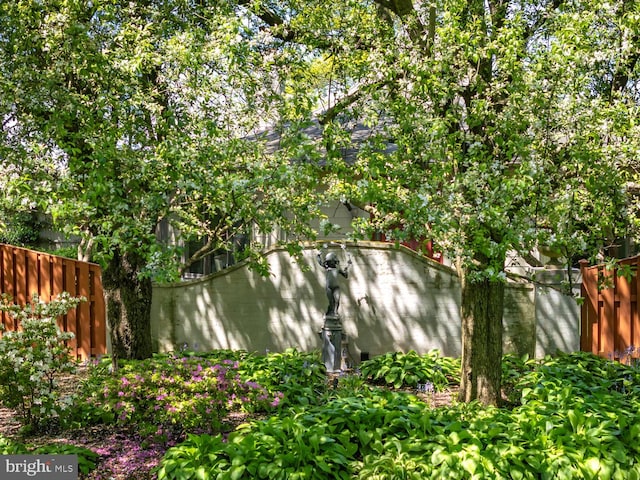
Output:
[[318, 77, 399, 126], [373, 0, 414, 17], [610, 33, 639, 99], [523, 0, 565, 41], [236, 0, 332, 48], [373, 0, 429, 49]]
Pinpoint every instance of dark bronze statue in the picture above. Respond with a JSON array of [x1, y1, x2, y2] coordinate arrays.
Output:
[[317, 250, 352, 317]]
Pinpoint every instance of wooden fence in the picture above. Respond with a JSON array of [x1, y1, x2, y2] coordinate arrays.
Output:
[[580, 256, 640, 359], [0, 243, 106, 360]]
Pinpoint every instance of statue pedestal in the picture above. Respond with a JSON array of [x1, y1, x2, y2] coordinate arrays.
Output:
[[320, 315, 347, 373]]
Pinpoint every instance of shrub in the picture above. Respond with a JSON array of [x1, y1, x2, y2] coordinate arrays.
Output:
[[0, 210, 42, 246], [71, 353, 284, 435], [0, 292, 82, 431], [359, 350, 460, 390]]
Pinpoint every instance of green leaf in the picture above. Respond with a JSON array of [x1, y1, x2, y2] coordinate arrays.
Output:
[[358, 429, 373, 446], [230, 465, 245, 480], [462, 457, 478, 475]]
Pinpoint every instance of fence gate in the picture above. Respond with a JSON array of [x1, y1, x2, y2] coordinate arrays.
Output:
[[580, 256, 640, 359], [0, 243, 106, 360]]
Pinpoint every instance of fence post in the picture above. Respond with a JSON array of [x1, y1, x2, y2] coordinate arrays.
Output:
[[579, 260, 598, 354], [618, 263, 632, 355], [600, 264, 615, 357]]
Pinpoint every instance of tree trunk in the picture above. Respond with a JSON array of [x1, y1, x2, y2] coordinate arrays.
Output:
[[102, 248, 153, 361], [458, 270, 504, 406]]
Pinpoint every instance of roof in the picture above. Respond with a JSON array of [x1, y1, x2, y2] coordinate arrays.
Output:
[[252, 117, 397, 165]]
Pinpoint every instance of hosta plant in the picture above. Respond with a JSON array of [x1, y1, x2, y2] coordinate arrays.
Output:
[[237, 349, 327, 407], [359, 350, 460, 390], [157, 352, 640, 480]]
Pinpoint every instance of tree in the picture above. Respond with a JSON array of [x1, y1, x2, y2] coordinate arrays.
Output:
[[2, 0, 637, 402], [0, 1, 322, 360], [225, 0, 639, 404]]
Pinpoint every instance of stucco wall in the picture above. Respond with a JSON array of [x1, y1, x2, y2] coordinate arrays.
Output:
[[533, 269, 581, 357], [151, 242, 579, 360]]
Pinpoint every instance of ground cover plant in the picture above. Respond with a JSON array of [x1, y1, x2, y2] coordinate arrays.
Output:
[[0, 343, 327, 479], [0, 435, 99, 475], [359, 349, 461, 391], [157, 351, 640, 480], [2, 342, 640, 479]]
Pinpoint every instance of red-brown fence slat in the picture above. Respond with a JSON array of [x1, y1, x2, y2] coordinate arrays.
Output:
[[580, 280, 591, 352], [27, 249, 39, 300], [579, 260, 600, 354], [14, 249, 27, 307], [600, 265, 615, 356], [39, 253, 53, 301], [52, 255, 64, 298], [90, 266, 107, 357], [77, 262, 91, 359], [1, 246, 15, 332], [633, 256, 640, 351], [618, 271, 632, 354], [64, 260, 79, 358]]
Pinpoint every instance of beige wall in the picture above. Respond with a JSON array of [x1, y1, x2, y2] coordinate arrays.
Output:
[[151, 242, 579, 361]]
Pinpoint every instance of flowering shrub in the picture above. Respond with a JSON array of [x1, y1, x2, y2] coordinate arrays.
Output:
[[0, 292, 83, 431], [76, 354, 284, 435]]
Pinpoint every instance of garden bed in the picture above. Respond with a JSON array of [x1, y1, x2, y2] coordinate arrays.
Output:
[[2, 350, 640, 479]]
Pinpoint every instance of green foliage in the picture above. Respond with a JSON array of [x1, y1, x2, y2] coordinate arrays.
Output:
[[0, 435, 28, 454], [0, 210, 42, 247], [0, 292, 83, 431], [68, 353, 285, 434], [236, 349, 327, 408], [31, 443, 99, 475], [332, 372, 370, 397], [501, 353, 538, 405], [0, 0, 324, 280], [37, 246, 78, 261], [359, 350, 460, 390], [157, 352, 640, 479]]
